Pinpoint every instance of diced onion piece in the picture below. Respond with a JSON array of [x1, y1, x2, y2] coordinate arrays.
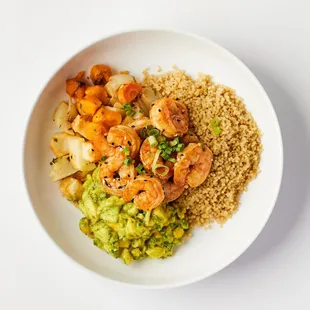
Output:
[[105, 74, 135, 97], [53, 101, 74, 135], [49, 155, 78, 182], [135, 87, 160, 117], [148, 136, 158, 147]]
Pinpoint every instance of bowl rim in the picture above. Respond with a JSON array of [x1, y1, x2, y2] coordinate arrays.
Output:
[[22, 28, 284, 289]]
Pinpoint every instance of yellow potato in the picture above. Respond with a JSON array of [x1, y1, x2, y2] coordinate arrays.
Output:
[[59, 177, 83, 202], [53, 101, 74, 135], [49, 155, 78, 182], [81, 141, 101, 163]]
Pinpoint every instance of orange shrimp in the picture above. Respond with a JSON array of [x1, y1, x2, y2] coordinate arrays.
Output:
[[123, 176, 164, 210]]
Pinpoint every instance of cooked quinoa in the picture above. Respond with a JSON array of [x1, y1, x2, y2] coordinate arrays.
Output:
[[143, 69, 262, 227]]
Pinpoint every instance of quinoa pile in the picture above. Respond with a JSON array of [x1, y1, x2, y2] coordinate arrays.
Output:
[[143, 69, 262, 227]]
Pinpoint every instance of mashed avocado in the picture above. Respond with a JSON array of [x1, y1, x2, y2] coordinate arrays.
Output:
[[78, 169, 189, 264]]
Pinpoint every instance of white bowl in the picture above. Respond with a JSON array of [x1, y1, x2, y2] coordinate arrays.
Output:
[[23, 29, 283, 288]]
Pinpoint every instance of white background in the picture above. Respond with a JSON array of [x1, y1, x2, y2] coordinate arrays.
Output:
[[1, 0, 309, 309]]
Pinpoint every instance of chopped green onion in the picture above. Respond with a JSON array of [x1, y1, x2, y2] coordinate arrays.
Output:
[[164, 147, 173, 155], [123, 103, 135, 116], [100, 156, 107, 161], [139, 128, 148, 139], [147, 127, 160, 137], [158, 141, 168, 149], [153, 164, 170, 177], [210, 117, 220, 127], [123, 146, 130, 155], [151, 150, 161, 174], [175, 143, 184, 152], [213, 127, 221, 135], [169, 137, 180, 147], [157, 135, 166, 143], [123, 158, 133, 166], [161, 152, 170, 161], [168, 158, 176, 163], [148, 136, 158, 147], [136, 163, 146, 175]]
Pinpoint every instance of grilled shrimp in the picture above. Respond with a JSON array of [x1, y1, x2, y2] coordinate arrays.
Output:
[[127, 117, 150, 134], [92, 130, 115, 158], [123, 176, 165, 210], [162, 181, 185, 203], [99, 148, 127, 196], [149, 98, 189, 138], [174, 143, 212, 188], [107, 125, 141, 157]]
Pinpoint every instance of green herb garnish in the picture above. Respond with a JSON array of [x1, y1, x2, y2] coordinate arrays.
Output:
[[123, 103, 135, 116], [136, 163, 146, 175], [123, 157, 133, 166], [148, 136, 158, 147], [123, 146, 130, 155]]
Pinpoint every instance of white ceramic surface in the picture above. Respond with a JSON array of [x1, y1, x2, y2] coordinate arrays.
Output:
[[23, 30, 283, 288]]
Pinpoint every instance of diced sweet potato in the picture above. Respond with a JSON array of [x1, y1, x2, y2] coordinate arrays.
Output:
[[92, 106, 122, 128], [66, 71, 87, 100], [85, 85, 109, 105], [90, 64, 112, 85], [77, 95, 102, 116]]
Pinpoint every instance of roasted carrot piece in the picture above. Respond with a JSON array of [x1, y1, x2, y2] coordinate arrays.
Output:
[[85, 85, 109, 105], [66, 71, 87, 100], [118, 83, 142, 104], [93, 106, 122, 128], [90, 64, 112, 85], [77, 95, 102, 116]]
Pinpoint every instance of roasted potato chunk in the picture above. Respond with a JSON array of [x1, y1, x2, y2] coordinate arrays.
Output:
[[49, 155, 78, 182], [59, 177, 83, 201], [82, 141, 101, 163], [67, 137, 96, 171], [53, 101, 74, 135]]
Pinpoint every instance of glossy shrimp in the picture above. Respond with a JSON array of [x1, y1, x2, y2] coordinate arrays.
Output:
[[107, 125, 141, 157], [127, 117, 150, 134], [123, 175, 165, 210], [99, 148, 135, 196], [149, 98, 189, 138], [174, 143, 213, 188], [162, 180, 185, 203]]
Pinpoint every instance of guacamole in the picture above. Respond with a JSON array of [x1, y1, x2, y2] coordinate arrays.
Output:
[[77, 169, 189, 264]]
